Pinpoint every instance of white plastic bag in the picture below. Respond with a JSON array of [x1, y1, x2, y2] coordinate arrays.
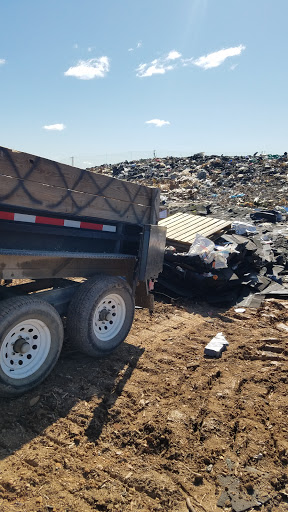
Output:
[[188, 234, 215, 260], [213, 250, 229, 269]]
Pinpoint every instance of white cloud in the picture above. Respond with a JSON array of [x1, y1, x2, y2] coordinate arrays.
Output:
[[193, 44, 245, 70], [136, 50, 180, 77], [129, 41, 142, 52], [137, 44, 245, 77], [166, 50, 182, 60], [43, 123, 66, 131], [73, 44, 78, 49], [181, 58, 194, 67], [64, 57, 110, 80], [145, 119, 170, 127], [137, 62, 166, 77], [0, 59, 6, 65], [230, 63, 238, 71]]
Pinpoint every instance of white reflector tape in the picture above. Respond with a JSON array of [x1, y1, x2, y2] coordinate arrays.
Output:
[[103, 225, 117, 232], [64, 219, 81, 228], [0, 210, 116, 232], [14, 213, 36, 223]]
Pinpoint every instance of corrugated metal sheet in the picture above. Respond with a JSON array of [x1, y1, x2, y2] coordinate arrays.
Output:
[[159, 212, 231, 249]]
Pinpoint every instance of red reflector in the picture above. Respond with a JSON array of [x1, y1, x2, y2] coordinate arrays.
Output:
[[0, 211, 14, 220], [80, 222, 103, 231], [35, 216, 64, 226]]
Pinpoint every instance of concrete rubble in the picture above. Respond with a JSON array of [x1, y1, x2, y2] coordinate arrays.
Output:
[[90, 152, 288, 305]]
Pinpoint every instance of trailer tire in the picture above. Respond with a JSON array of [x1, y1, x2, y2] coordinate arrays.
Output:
[[67, 275, 135, 357], [0, 296, 63, 397]]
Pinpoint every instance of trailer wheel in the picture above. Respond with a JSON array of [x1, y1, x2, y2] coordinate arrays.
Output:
[[67, 275, 135, 357], [0, 297, 63, 397]]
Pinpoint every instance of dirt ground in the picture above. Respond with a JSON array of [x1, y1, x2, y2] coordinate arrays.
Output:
[[0, 296, 288, 512]]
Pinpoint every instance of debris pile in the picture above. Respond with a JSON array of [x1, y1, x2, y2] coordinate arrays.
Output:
[[90, 152, 288, 305], [90, 152, 288, 215], [158, 214, 288, 306]]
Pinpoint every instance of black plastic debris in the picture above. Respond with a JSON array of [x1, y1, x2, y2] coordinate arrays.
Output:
[[155, 216, 288, 306], [250, 209, 282, 223], [217, 474, 271, 512]]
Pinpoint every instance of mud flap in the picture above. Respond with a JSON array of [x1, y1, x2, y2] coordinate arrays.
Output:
[[135, 280, 154, 309]]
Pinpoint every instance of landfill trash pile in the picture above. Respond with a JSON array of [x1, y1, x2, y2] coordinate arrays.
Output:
[[90, 153, 288, 305], [89, 152, 288, 216]]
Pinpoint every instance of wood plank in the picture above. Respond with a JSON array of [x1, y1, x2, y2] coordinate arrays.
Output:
[[179, 220, 231, 242], [0, 146, 154, 207], [157, 212, 184, 227], [163, 216, 225, 239], [178, 224, 229, 243], [187, 217, 223, 230], [0, 175, 151, 225], [164, 217, 195, 233], [168, 229, 228, 247], [159, 213, 216, 230], [161, 212, 231, 245], [162, 216, 200, 233], [177, 219, 229, 238], [167, 217, 219, 238], [198, 221, 231, 238]]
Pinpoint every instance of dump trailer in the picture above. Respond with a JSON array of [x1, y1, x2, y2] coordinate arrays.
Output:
[[0, 146, 166, 397]]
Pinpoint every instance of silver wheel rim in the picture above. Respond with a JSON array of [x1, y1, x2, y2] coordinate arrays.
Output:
[[0, 319, 51, 379], [93, 293, 126, 341]]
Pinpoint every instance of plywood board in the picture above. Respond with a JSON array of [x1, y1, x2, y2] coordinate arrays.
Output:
[[159, 213, 231, 246]]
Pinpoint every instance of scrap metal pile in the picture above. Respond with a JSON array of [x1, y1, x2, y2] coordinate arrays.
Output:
[[90, 152, 288, 305]]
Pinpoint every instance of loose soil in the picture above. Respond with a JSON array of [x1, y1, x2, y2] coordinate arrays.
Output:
[[1, 297, 288, 512]]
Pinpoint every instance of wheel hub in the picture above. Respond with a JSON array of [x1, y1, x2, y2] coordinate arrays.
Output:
[[98, 308, 110, 322], [93, 293, 126, 342], [0, 319, 51, 379], [13, 337, 31, 354]]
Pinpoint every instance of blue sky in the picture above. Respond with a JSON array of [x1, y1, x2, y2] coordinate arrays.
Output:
[[1, 0, 287, 167]]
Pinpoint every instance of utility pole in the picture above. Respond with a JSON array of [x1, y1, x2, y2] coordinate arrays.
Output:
[[71, 156, 74, 167]]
